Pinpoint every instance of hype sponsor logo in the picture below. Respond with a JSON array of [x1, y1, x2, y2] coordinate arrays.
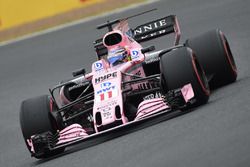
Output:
[[95, 72, 117, 84]]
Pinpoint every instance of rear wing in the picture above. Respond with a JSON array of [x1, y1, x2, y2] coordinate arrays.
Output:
[[133, 15, 180, 45], [94, 15, 180, 58]]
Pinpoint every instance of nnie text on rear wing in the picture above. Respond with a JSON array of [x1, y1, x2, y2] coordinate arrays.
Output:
[[133, 15, 180, 45]]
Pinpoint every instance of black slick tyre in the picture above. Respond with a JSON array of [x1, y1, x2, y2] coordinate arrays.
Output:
[[20, 95, 64, 159], [185, 29, 237, 88], [160, 47, 210, 107]]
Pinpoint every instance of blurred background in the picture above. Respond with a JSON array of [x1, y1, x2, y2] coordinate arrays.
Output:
[[0, 0, 145, 42]]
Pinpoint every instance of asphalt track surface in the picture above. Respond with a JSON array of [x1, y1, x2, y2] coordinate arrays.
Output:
[[1, 0, 250, 166]]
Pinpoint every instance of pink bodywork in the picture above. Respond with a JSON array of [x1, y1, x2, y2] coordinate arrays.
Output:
[[52, 20, 194, 146], [91, 21, 146, 132], [57, 124, 88, 144]]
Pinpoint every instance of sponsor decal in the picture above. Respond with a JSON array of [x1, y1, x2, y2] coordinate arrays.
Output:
[[100, 82, 111, 88], [133, 17, 172, 41], [95, 72, 117, 84], [97, 101, 117, 119], [96, 82, 118, 102], [68, 82, 88, 91], [103, 110, 112, 120], [131, 49, 139, 60], [143, 92, 162, 100], [97, 85, 116, 95], [145, 57, 160, 64], [94, 62, 103, 71], [97, 101, 117, 111], [134, 19, 168, 35], [139, 30, 168, 41]]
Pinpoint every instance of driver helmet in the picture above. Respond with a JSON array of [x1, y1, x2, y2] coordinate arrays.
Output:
[[107, 47, 130, 66]]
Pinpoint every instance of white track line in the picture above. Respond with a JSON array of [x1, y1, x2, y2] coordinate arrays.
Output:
[[0, 0, 160, 47]]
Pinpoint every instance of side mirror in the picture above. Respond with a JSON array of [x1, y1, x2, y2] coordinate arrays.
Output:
[[141, 46, 155, 54], [72, 68, 86, 77]]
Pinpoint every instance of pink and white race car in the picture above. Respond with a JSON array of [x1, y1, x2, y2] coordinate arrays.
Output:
[[20, 9, 237, 159]]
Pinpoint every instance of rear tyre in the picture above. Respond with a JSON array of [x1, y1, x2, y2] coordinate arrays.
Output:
[[185, 29, 237, 88], [20, 95, 64, 159], [160, 47, 210, 107]]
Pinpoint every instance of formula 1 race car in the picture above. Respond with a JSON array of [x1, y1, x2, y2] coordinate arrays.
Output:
[[20, 9, 237, 159]]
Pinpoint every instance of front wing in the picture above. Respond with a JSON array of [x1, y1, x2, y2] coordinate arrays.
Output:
[[28, 83, 195, 157], [28, 107, 182, 157]]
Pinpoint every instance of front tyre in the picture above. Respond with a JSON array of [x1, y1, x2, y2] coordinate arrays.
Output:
[[160, 47, 210, 107], [20, 95, 64, 159]]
